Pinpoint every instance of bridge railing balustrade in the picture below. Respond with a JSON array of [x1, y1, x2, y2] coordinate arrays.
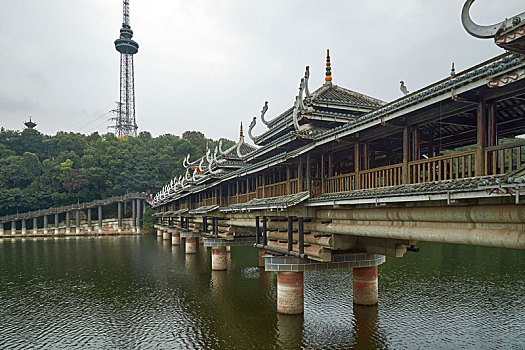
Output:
[[360, 163, 403, 189], [485, 140, 525, 175], [408, 150, 476, 183], [323, 172, 357, 193], [264, 181, 288, 198]]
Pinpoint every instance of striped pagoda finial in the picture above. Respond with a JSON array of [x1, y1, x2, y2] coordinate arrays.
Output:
[[239, 122, 244, 140], [325, 49, 332, 84]]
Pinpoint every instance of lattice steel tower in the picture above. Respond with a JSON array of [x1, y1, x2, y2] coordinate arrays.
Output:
[[112, 0, 139, 137]]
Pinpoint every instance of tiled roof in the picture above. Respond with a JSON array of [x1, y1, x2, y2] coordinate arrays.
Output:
[[221, 141, 257, 160], [312, 85, 384, 108], [220, 192, 310, 213], [188, 205, 219, 215]]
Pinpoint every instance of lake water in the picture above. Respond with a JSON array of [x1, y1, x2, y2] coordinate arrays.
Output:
[[0, 236, 523, 349]]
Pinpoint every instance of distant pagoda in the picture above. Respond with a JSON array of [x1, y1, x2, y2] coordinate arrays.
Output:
[[24, 117, 37, 129]]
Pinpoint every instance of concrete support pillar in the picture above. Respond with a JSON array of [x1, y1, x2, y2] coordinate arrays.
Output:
[[65, 211, 71, 234], [75, 210, 80, 234], [157, 228, 162, 236], [171, 232, 180, 246], [87, 208, 92, 232], [11, 220, 16, 235], [211, 247, 227, 271], [258, 248, 266, 268], [54, 214, 59, 234], [98, 206, 103, 233], [163, 230, 170, 240], [21, 219, 27, 235], [277, 272, 304, 315], [0, 222, 4, 235], [43, 215, 48, 234], [225, 245, 230, 252], [33, 217, 38, 234], [185, 237, 197, 254], [118, 202, 122, 233], [353, 266, 378, 306], [132, 200, 136, 232]]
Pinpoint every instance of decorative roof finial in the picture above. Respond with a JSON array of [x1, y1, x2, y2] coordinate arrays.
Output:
[[325, 49, 332, 84], [239, 121, 244, 140], [206, 140, 209, 154], [450, 62, 456, 77]]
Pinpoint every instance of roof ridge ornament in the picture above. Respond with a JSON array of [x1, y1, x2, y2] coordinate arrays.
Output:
[[248, 116, 260, 144], [293, 78, 307, 131], [218, 139, 226, 155], [461, 0, 524, 39], [325, 49, 332, 85], [209, 147, 219, 175], [260, 101, 270, 127], [304, 66, 311, 98]]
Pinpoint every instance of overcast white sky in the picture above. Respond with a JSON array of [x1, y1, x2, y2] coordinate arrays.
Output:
[[0, 0, 523, 141]]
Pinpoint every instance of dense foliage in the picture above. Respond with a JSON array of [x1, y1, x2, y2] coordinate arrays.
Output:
[[0, 128, 234, 216]]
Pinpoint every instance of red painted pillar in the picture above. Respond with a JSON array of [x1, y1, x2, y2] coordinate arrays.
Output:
[[171, 232, 180, 246], [258, 249, 266, 268], [185, 237, 197, 254], [277, 272, 304, 314], [211, 247, 227, 271], [162, 230, 170, 240], [353, 266, 378, 305]]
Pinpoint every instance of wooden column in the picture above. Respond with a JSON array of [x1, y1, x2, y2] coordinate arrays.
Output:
[[413, 127, 420, 161], [298, 218, 304, 255], [328, 152, 333, 177], [354, 141, 360, 189], [363, 142, 370, 170], [298, 158, 303, 192], [402, 126, 409, 184], [487, 103, 497, 174], [262, 173, 266, 197], [306, 154, 311, 193], [287, 217, 293, 253], [428, 130, 434, 158], [321, 153, 325, 194], [476, 101, 487, 176], [488, 103, 497, 146], [286, 166, 291, 194]]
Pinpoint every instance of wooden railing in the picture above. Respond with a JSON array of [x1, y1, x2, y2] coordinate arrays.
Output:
[[360, 163, 403, 189], [290, 179, 299, 194], [486, 140, 525, 175], [264, 180, 288, 198], [409, 150, 476, 183], [203, 198, 217, 206], [324, 173, 356, 193]]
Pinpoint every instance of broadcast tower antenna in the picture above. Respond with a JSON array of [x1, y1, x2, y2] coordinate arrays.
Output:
[[111, 0, 139, 137]]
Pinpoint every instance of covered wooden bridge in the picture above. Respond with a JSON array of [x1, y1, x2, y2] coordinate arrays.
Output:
[[152, 47, 525, 313]]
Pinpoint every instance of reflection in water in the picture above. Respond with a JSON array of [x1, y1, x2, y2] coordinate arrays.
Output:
[[276, 313, 304, 350], [0, 237, 523, 349], [353, 304, 386, 349]]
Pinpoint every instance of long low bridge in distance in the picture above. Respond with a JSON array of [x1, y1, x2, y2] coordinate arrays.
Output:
[[152, 9, 525, 315], [0, 193, 148, 236]]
